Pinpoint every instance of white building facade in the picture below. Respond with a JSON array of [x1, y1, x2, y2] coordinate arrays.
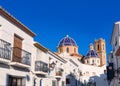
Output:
[[0, 7, 35, 86], [108, 21, 120, 86]]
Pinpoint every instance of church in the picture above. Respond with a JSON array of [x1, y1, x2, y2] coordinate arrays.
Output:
[[57, 35, 106, 66], [56, 35, 108, 86]]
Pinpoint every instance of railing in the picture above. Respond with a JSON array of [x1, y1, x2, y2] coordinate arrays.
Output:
[[55, 68, 63, 76], [12, 47, 31, 65], [35, 61, 48, 73], [0, 39, 11, 60]]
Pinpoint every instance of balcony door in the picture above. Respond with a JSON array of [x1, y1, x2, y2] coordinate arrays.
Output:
[[13, 34, 23, 62]]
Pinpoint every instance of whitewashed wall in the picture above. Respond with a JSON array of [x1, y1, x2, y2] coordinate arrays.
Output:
[[0, 15, 34, 86], [0, 15, 34, 54]]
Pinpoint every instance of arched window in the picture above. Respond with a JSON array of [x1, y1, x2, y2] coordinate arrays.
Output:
[[60, 48, 62, 53], [66, 47, 69, 53], [103, 44, 104, 50], [87, 60, 89, 64], [74, 48, 76, 53], [98, 44, 99, 50], [92, 60, 94, 64]]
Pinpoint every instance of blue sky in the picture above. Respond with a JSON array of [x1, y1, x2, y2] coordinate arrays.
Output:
[[0, 0, 120, 57]]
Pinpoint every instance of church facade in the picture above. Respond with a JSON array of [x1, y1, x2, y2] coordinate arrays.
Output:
[[57, 35, 106, 67], [57, 35, 108, 86]]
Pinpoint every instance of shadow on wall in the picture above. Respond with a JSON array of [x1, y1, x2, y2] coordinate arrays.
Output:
[[66, 72, 108, 86], [66, 73, 108, 86], [66, 73, 81, 86], [82, 74, 108, 86]]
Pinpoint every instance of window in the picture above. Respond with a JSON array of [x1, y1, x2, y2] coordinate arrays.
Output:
[[98, 44, 99, 50], [62, 81, 65, 86], [74, 48, 76, 53], [115, 37, 117, 46], [40, 79, 42, 86], [34, 78, 36, 86], [87, 60, 89, 64], [52, 80, 57, 86], [35, 61, 48, 72], [14, 34, 23, 49], [8, 76, 25, 86], [66, 47, 69, 53], [103, 44, 104, 50], [0, 39, 11, 59], [66, 78, 70, 84], [60, 49, 62, 52], [92, 60, 94, 64]]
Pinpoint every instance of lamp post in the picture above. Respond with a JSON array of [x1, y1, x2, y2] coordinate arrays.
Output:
[[49, 61, 61, 86], [49, 62, 56, 70], [48, 61, 56, 76]]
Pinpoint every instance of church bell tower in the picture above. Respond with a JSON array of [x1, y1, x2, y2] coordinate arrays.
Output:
[[94, 38, 106, 66]]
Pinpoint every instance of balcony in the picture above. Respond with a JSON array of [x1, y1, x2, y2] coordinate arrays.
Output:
[[35, 61, 48, 75], [10, 47, 31, 68], [55, 67, 63, 78], [0, 39, 11, 64]]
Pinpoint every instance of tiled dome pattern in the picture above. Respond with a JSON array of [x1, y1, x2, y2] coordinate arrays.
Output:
[[86, 50, 98, 58], [58, 35, 77, 47]]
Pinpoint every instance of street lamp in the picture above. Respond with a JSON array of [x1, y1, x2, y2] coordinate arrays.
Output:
[[49, 61, 56, 70], [48, 61, 56, 77]]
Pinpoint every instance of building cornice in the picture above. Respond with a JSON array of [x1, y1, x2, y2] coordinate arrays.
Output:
[[0, 7, 36, 37], [34, 42, 48, 53]]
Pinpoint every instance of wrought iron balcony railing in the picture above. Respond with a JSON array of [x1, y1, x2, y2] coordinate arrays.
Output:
[[0, 39, 11, 60], [35, 61, 48, 73], [12, 47, 31, 65]]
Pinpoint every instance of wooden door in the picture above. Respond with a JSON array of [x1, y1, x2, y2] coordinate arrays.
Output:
[[13, 34, 23, 62]]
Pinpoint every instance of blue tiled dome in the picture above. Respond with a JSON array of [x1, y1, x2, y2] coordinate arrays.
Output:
[[58, 35, 77, 47], [85, 44, 99, 58], [86, 50, 98, 58]]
